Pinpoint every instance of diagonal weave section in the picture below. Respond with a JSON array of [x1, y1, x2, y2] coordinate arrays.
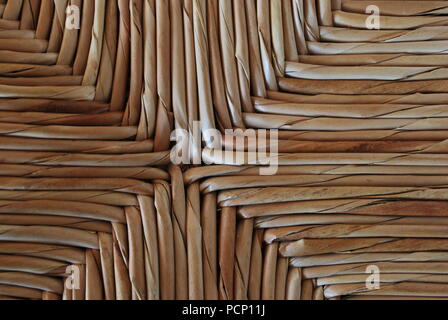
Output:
[[0, 0, 182, 300], [182, 0, 448, 160], [0, 0, 174, 152], [0, 163, 184, 300], [183, 165, 448, 300]]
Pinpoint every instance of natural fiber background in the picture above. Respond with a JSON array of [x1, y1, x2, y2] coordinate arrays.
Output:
[[1, 0, 448, 300]]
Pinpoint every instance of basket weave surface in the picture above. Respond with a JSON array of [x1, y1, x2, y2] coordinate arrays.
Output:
[[2, 0, 448, 300]]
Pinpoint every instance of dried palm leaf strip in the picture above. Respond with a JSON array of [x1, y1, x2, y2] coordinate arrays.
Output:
[[234, 218, 254, 300], [244, 113, 448, 131], [245, 0, 267, 97], [290, 251, 448, 269], [218, 0, 244, 128], [0, 191, 137, 206], [72, 0, 95, 76], [94, 0, 118, 102], [0, 112, 123, 126], [0, 30, 35, 39], [0, 164, 168, 179], [193, 0, 217, 147], [0, 19, 20, 30], [333, 11, 448, 29], [207, 0, 233, 131], [325, 282, 448, 298], [0, 242, 84, 264], [154, 181, 175, 300], [170, 0, 188, 141], [303, 262, 448, 279], [109, 0, 129, 111], [153, 0, 171, 150], [0, 214, 105, 234], [0, 99, 108, 113], [0, 225, 99, 249], [0, 85, 95, 100], [268, 90, 448, 105], [253, 98, 448, 118], [223, 136, 448, 153], [184, 165, 448, 183], [35, 0, 53, 40], [304, 0, 320, 41], [320, 26, 448, 43], [123, 0, 143, 126], [0, 284, 42, 299], [281, 238, 448, 257], [0, 150, 171, 167], [299, 54, 448, 67], [319, 274, 448, 286], [234, 0, 254, 112], [222, 187, 448, 207], [308, 40, 448, 55], [0, 137, 153, 153], [186, 183, 204, 299], [0, 39, 48, 52], [292, 0, 308, 55], [257, 215, 448, 229], [203, 149, 448, 167], [0, 63, 72, 77], [341, 1, 448, 16], [0, 76, 82, 87], [279, 78, 448, 95], [285, 62, 448, 81], [138, 0, 156, 140], [274, 130, 448, 142], [266, 225, 448, 244], [56, 0, 81, 65], [0, 177, 154, 195], [0, 254, 67, 275], [257, 0, 278, 91], [0, 199, 125, 222], [46, 0, 67, 53], [184, 0, 200, 146], [201, 192, 219, 300], [282, 0, 299, 63], [20, 0, 41, 30], [0, 123, 137, 139], [317, 0, 333, 26], [206, 174, 448, 193], [168, 165, 188, 299], [81, 0, 106, 86], [271, 0, 285, 77], [233, 199, 448, 218]]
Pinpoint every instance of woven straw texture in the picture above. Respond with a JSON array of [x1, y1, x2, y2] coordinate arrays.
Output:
[[2, 0, 448, 300]]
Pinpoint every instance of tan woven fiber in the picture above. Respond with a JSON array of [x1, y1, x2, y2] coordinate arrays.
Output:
[[2, 0, 448, 301], [0, 0, 173, 151], [0, 0, 179, 300], [183, 165, 448, 300], [179, 0, 448, 300], [185, 0, 448, 155]]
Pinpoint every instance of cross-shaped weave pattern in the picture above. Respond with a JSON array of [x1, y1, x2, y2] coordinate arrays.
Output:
[[2, 0, 448, 301]]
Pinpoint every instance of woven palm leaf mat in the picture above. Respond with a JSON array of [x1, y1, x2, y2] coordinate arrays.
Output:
[[1, 0, 448, 300]]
